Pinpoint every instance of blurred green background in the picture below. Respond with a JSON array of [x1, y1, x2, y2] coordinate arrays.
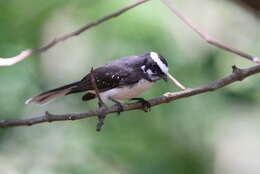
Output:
[[1, 0, 260, 174]]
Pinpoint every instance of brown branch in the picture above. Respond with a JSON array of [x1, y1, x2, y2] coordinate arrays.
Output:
[[90, 67, 108, 131], [0, 50, 33, 66], [0, 0, 150, 66], [90, 67, 106, 107], [161, 0, 260, 64], [1, 64, 259, 128]]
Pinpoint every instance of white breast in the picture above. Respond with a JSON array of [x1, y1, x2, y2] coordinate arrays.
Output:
[[99, 79, 154, 102]]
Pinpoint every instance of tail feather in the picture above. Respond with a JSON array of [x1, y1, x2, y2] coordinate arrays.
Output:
[[25, 81, 79, 105]]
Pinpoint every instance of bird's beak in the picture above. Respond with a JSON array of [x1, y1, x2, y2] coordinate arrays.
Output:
[[165, 72, 186, 90]]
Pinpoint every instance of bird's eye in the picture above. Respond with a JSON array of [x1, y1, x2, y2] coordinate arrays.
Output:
[[151, 64, 158, 72]]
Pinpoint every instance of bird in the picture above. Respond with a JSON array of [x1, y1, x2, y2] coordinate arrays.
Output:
[[25, 52, 185, 110]]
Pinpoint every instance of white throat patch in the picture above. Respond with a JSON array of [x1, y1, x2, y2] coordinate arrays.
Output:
[[150, 52, 168, 73]]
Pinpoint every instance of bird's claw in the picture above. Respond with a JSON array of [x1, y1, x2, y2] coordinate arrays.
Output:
[[131, 98, 151, 112], [115, 103, 124, 116]]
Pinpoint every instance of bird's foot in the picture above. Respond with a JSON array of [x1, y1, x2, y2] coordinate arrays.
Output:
[[131, 98, 151, 112], [108, 97, 124, 115], [114, 102, 124, 115]]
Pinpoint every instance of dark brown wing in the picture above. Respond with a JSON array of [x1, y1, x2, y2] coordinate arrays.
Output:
[[68, 65, 138, 94]]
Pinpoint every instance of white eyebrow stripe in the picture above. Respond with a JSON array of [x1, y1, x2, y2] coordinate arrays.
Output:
[[150, 52, 168, 73]]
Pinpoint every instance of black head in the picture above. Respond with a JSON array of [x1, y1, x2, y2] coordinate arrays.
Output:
[[142, 52, 169, 81]]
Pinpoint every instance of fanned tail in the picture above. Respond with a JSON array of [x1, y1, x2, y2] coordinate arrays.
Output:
[[25, 81, 79, 105]]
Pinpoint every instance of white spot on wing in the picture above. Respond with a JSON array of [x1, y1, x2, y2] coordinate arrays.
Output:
[[150, 52, 168, 73]]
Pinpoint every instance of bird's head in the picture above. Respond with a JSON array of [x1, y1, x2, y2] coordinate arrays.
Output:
[[142, 52, 169, 81]]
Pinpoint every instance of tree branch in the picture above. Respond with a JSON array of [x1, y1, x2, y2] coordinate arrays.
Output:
[[0, 0, 150, 66], [161, 0, 260, 64], [1, 64, 259, 128], [90, 67, 108, 131], [90, 68, 106, 108]]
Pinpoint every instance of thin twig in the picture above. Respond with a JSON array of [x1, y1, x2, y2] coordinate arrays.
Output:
[[90, 67, 106, 107], [1, 64, 259, 128], [161, 0, 260, 64], [166, 72, 186, 90], [0, 50, 33, 66], [90, 67, 108, 131], [0, 0, 150, 66]]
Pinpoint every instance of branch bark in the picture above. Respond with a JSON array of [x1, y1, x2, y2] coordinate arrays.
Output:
[[90, 67, 108, 131], [161, 0, 260, 64], [1, 64, 259, 128], [0, 0, 149, 66]]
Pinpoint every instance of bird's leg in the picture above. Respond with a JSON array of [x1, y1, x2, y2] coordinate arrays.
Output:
[[108, 97, 124, 115], [131, 97, 151, 112]]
